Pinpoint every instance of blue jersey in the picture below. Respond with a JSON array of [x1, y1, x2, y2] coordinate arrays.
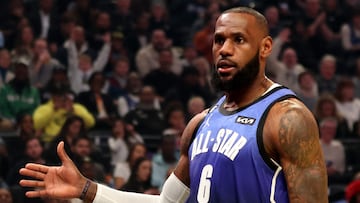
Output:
[[187, 86, 296, 203]]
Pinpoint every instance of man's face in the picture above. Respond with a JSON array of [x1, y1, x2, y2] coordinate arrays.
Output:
[[25, 138, 43, 160], [211, 12, 262, 92]]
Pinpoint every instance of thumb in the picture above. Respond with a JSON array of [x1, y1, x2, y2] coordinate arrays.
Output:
[[57, 141, 72, 165]]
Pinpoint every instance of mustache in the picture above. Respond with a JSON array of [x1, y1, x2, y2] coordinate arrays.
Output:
[[216, 58, 237, 68]]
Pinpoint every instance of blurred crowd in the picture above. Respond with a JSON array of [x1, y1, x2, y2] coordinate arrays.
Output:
[[0, 0, 359, 202]]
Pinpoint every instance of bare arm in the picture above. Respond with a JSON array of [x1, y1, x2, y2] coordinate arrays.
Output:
[[265, 99, 328, 203]]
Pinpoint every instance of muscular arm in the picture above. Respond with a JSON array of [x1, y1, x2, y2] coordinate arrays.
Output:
[[265, 99, 328, 203]]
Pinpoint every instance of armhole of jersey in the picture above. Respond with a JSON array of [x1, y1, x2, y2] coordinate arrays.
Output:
[[190, 116, 206, 145], [256, 95, 297, 171]]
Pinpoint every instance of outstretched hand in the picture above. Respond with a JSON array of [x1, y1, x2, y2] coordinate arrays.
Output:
[[19, 141, 87, 200]]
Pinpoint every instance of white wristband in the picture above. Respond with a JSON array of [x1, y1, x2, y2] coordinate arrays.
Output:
[[160, 173, 190, 203]]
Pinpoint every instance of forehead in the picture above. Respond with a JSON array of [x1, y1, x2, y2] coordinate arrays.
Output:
[[215, 13, 256, 36]]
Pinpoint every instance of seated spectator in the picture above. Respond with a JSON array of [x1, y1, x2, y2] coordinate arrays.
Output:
[[70, 136, 105, 183], [319, 117, 346, 184], [316, 54, 340, 95], [334, 78, 360, 132], [40, 65, 70, 103], [6, 137, 47, 203], [107, 57, 131, 99], [124, 85, 166, 152], [11, 25, 34, 62], [314, 93, 350, 139], [45, 115, 86, 165], [186, 96, 206, 122], [151, 134, 179, 190], [121, 157, 159, 195], [28, 38, 62, 89], [192, 57, 214, 94], [340, 8, 360, 72], [135, 29, 183, 77], [76, 71, 118, 130], [0, 187, 13, 203], [162, 103, 186, 150], [0, 49, 14, 88], [33, 86, 94, 144], [0, 58, 40, 131], [108, 118, 128, 167], [143, 48, 181, 99], [113, 143, 147, 190], [345, 179, 360, 203], [295, 71, 318, 113]]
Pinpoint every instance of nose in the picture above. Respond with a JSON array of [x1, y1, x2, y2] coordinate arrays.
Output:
[[219, 40, 234, 57]]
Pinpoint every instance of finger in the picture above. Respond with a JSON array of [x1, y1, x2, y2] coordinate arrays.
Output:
[[25, 189, 49, 198], [19, 168, 46, 180], [57, 141, 74, 167], [19, 179, 45, 188], [24, 163, 49, 174]]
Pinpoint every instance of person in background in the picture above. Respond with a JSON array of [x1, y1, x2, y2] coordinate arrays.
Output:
[[185, 96, 206, 122], [295, 70, 318, 113], [113, 143, 147, 190], [76, 71, 118, 130], [107, 57, 130, 99], [0, 49, 14, 88], [0, 58, 40, 131], [45, 115, 86, 165], [121, 157, 159, 195], [334, 78, 360, 132], [314, 93, 350, 139], [345, 179, 360, 203], [33, 86, 94, 144], [0, 187, 13, 203], [316, 54, 340, 95]]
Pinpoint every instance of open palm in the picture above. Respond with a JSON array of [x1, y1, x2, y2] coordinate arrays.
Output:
[[20, 142, 86, 199]]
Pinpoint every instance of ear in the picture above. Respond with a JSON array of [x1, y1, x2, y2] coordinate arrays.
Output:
[[260, 36, 272, 59]]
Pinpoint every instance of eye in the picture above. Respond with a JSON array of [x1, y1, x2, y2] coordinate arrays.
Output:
[[234, 36, 244, 44], [214, 36, 225, 45]]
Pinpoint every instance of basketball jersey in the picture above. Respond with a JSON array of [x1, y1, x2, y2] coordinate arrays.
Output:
[[187, 86, 296, 203]]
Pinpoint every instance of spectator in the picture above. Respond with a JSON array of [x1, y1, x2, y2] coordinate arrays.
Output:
[[162, 103, 186, 150], [76, 71, 118, 130], [296, 71, 318, 113], [113, 143, 146, 190], [151, 134, 179, 190], [316, 54, 340, 95], [319, 117, 346, 184], [0, 187, 13, 203], [45, 115, 86, 165], [0, 58, 40, 131], [70, 135, 106, 183], [107, 57, 130, 99], [40, 65, 70, 103], [33, 86, 94, 144], [27, 0, 59, 40], [11, 25, 34, 62], [116, 72, 147, 117], [192, 56, 214, 94], [108, 118, 143, 169], [89, 11, 112, 50], [107, 31, 131, 74], [345, 179, 360, 203], [65, 26, 111, 94], [148, 2, 170, 34], [135, 29, 183, 77], [180, 45, 199, 67], [110, 0, 135, 36], [143, 48, 181, 98], [121, 157, 159, 195], [267, 28, 306, 92], [340, 8, 360, 72], [124, 85, 166, 152], [186, 96, 206, 122], [193, 11, 220, 65], [165, 66, 215, 109], [28, 38, 62, 89], [264, 5, 282, 37], [66, 0, 96, 30], [0, 49, 14, 88], [314, 93, 350, 139], [334, 78, 360, 132]]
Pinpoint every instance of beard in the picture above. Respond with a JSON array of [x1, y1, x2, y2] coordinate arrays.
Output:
[[211, 51, 260, 92]]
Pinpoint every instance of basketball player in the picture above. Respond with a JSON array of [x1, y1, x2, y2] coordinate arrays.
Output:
[[19, 7, 328, 202]]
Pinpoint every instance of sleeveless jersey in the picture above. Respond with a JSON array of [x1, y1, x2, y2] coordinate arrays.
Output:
[[187, 86, 296, 203]]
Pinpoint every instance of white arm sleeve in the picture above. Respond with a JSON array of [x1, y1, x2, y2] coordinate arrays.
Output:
[[93, 173, 190, 203]]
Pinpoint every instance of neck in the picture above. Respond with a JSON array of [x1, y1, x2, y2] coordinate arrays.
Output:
[[225, 77, 273, 108]]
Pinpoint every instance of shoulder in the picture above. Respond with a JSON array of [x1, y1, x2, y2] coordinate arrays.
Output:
[[264, 98, 319, 158], [179, 109, 208, 155]]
